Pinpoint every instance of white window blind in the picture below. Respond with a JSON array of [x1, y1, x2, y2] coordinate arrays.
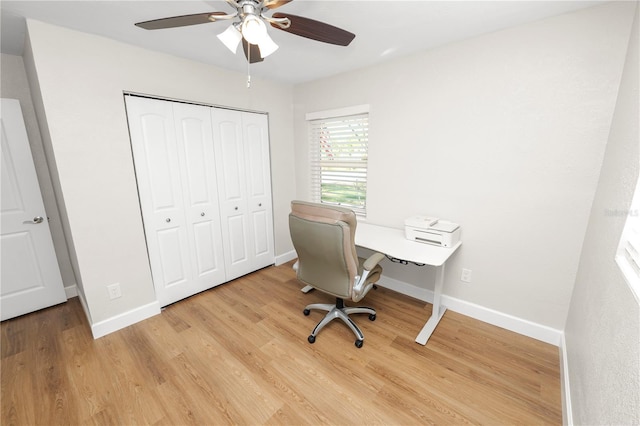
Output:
[[615, 179, 640, 303], [308, 112, 369, 216]]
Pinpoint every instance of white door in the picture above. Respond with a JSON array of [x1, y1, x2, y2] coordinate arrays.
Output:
[[126, 96, 191, 306], [212, 108, 274, 280], [172, 102, 226, 292], [125, 96, 225, 306], [212, 108, 251, 280], [242, 112, 274, 270], [1, 98, 66, 320]]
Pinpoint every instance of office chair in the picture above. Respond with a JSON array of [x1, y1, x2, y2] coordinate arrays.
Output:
[[289, 200, 385, 348]]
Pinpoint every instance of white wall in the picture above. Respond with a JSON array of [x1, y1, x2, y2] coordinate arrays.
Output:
[[564, 3, 639, 424], [23, 20, 296, 331], [293, 2, 635, 331], [0, 53, 77, 295]]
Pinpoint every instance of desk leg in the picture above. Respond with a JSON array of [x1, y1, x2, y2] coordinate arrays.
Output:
[[415, 263, 447, 345]]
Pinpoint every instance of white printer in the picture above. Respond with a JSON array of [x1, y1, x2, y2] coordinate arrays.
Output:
[[404, 215, 461, 248]]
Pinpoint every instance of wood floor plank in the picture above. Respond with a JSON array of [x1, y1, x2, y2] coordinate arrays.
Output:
[[1, 351, 36, 425], [366, 343, 489, 424], [1, 317, 27, 359], [90, 331, 168, 424], [263, 345, 393, 424], [175, 329, 283, 424], [34, 312, 84, 425], [1, 262, 562, 425], [264, 403, 312, 425], [58, 323, 111, 424]]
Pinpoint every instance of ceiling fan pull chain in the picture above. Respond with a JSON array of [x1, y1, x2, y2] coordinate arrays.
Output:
[[247, 40, 252, 88]]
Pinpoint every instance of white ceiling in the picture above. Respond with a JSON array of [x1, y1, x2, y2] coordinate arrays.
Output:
[[1, 0, 606, 85]]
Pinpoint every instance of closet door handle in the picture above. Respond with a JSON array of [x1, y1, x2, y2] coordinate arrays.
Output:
[[234, 207, 238, 211], [258, 203, 262, 207], [200, 212, 205, 217], [24, 216, 44, 224], [166, 218, 171, 223]]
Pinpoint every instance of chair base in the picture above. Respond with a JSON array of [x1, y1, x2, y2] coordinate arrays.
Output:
[[304, 298, 376, 348]]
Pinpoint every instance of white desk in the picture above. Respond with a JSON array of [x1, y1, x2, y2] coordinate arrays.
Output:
[[300, 222, 461, 345], [356, 222, 461, 344]]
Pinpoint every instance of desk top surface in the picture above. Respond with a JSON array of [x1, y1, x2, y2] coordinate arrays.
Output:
[[355, 222, 461, 266]]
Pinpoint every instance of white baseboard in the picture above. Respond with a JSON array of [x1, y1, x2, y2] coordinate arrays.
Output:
[[64, 283, 78, 299], [90, 301, 161, 339], [377, 275, 431, 301], [75, 250, 294, 339], [75, 254, 561, 344], [376, 276, 563, 346], [559, 333, 574, 425], [76, 291, 92, 324], [275, 250, 297, 266]]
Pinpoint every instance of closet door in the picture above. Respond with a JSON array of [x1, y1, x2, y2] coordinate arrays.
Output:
[[126, 96, 224, 306], [172, 103, 226, 292], [242, 112, 274, 270], [212, 108, 274, 280], [212, 108, 251, 280], [126, 97, 192, 306]]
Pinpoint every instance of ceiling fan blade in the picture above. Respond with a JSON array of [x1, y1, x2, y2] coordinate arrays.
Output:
[[270, 13, 355, 46], [264, 0, 293, 9], [135, 12, 228, 30], [242, 41, 264, 64]]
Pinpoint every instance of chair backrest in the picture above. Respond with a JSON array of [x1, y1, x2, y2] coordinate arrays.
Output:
[[289, 200, 359, 299]]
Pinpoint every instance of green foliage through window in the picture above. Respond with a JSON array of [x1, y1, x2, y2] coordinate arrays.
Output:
[[309, 113, 368, 215]]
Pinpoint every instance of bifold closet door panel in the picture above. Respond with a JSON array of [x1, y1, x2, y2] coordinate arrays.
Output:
[[125, 96, 193, 306], [211, 108, 252, 280], [128, 96, 276, 304], [172, 103, 226, 290], [241, 112, 275, 270]]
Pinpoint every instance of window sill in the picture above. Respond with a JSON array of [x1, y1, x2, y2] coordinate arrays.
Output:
[[615, 255, 640, 304]]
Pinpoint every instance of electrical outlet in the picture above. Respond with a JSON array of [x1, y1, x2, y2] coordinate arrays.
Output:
[[107, 283, 122, 300], [461, 268, 472, 283]]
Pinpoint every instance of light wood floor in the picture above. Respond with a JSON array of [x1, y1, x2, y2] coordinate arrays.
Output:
[[1, 261, 561, 425]]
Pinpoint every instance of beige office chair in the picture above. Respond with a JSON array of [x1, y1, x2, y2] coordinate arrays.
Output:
[[289, 200, 385, 348]]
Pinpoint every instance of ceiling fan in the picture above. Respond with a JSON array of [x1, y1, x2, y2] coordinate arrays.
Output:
[[135, 0, 356, 64]]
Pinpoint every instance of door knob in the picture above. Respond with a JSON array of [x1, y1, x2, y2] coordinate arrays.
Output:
[[166, 218, 171, 223], [24, 216, 44, 224]]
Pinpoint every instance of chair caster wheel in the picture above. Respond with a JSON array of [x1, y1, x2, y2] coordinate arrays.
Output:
[[303, 309, 310, 316], [308, 335, 316, 344], [369, 313, 376, 321], [355, 339, 364, 348]]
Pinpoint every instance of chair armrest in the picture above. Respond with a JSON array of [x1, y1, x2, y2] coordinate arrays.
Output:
[[352, 252, 385, 302], [363, 252, 385, 271]]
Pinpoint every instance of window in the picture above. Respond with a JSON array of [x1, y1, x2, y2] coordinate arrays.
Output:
[[615, 177, 640, 303], [307, 105, 369, 216]]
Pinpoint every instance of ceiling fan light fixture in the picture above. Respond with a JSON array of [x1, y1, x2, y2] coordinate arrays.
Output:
[[257, 32, 279, 57], [136, 2, 357, 67], [217, 24, 242, 53], [241, 14, 267, 45]]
